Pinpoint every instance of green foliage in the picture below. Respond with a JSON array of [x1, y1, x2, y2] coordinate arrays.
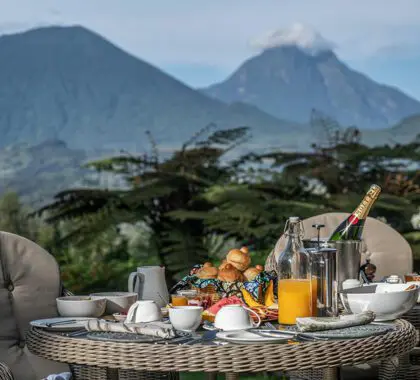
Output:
[[37, 126, 254, 285], [6, 116, 418, 292], [0, 191, 54, 245]]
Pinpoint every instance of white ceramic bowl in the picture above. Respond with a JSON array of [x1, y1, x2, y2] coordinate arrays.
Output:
[[90, 292, 138, 314], [169, 306, 203, 332], [56, 296, 106, 318], [340, 283, 419, 321]]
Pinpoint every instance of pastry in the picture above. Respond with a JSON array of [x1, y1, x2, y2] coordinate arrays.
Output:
[[255, 264, 264, 271], [218, 259, 229, 271], [217, 263, 244, 282], [240, 246, 249, 254], [243, 266, 263, 281], [226, 248, 251, 271], [197, 263, 218, 279]]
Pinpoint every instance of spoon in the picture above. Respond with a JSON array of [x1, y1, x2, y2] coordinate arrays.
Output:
[[157, 293, 172, 308]]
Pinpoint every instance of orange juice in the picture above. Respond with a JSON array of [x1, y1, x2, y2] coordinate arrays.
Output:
[[171, 295, 188, 306], [311, 276, 318, 316], [278, 279, 313, 325]]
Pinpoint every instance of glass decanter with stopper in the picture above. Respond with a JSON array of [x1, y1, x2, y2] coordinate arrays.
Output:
[[277, 216, 314, 325]]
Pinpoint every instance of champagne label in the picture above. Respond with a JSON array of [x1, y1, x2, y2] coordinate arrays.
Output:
[[348, 215, 360, 225], [353, 185, 381, 219]]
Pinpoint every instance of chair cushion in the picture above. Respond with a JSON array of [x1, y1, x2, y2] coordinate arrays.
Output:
[[0, 231, 68, 379], [266, 212, 412, 280]]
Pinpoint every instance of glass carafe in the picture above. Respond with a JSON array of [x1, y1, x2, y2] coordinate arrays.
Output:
[[276, 217, 314, 325]]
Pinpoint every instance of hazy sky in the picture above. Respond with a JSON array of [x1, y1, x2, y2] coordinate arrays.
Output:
[[1, 0, 420, 98]]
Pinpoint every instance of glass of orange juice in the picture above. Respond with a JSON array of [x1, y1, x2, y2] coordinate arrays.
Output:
[[278, 278, 313, 325], [171, 294, 188, 306]]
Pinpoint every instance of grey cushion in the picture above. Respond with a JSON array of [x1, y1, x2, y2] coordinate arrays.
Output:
[[0, 231, 68, 380]]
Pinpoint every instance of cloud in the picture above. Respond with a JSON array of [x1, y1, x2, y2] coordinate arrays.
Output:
[[249, 23, 336, 54], [1, 0, 420, 67]]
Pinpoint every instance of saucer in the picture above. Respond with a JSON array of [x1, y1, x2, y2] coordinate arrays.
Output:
[[203, 321, 253, 331]]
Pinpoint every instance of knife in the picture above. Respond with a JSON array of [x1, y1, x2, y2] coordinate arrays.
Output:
[[247, 328, 328, 341], [46, 319, 80, 327], [45, 318, 92, 327]]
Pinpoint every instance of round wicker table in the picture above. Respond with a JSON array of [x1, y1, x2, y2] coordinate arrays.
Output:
[[27, 320, 417, 380]]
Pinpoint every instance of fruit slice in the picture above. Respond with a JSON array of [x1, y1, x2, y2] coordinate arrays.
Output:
[[241, 288, 265, 308], [264, 280, 275, 307]]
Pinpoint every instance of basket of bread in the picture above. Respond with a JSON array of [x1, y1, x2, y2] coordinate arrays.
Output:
[[171, 246, 278, 322]]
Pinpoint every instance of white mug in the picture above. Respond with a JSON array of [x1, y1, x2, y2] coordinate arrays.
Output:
[[126, 300, 162, 323], [214, 305, 261, 331]]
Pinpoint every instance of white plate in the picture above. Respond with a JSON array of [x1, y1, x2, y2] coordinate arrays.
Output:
[[216, 330, 290, 344], [30, 317, 96, 331]]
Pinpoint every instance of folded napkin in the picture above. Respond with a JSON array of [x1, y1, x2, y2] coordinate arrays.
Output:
[[296, 311, 376, 332], [44, 373, 72, 380], [85, 319, 176, 339]]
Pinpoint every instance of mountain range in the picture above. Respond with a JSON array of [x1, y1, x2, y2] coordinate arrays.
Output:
[[0, 25, 420, 204], [201, 46, 420, 129], [0, 25, 305, 153]]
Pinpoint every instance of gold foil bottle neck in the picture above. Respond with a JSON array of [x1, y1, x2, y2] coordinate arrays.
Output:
[[353, 184, 382, 220]]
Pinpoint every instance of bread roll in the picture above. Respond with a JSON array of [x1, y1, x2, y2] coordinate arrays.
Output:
[[244, 267, 262, 281], [226, 248, 251, 271], [217, 263, 244, 282], [240, 246, 249, 254], [197, 264, 218, 279], [243, 266, 263, 281], [255, 264, 264, 271], [218, 259, 229, 271]]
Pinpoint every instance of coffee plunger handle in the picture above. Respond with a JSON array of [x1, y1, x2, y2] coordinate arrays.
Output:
[[312, 224, 325, 249]]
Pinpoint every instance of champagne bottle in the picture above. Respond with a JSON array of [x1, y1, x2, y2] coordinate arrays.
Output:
[[329, 184, 381, 241]]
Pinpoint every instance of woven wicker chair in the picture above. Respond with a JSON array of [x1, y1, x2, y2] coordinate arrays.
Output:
[[0, 232, 177, 380], [0, 362, 14, 380], [0, 231, 69, 379]]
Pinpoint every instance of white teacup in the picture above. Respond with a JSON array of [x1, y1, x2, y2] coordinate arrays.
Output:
[[214, 305, 261, 331], [126, 300, 162, 323], [169, 306, 203, 332]]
